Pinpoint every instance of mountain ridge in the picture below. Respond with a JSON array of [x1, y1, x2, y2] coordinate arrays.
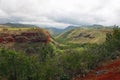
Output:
[[0, 23, 38, 28]]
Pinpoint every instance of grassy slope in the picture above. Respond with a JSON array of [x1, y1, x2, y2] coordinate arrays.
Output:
[[56, 27, 112, 44]]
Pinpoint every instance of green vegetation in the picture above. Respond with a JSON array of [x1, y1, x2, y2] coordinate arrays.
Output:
[[0, 26, 120, 80], [56, 27, 112, 44]]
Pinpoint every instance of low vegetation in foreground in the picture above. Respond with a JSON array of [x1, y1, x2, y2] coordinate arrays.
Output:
[[0, 26, 120, 80]]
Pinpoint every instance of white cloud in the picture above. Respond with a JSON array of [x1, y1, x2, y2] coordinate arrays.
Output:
[[0, 0, 120, 28]]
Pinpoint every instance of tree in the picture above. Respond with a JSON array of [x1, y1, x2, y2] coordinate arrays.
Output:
[[106, 26, 120, 51]]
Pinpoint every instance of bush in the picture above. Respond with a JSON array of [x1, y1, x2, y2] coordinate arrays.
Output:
[[105, 26, 120, 51]]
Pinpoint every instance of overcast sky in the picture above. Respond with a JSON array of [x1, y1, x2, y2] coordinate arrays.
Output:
[[0, 0, 120, 28]]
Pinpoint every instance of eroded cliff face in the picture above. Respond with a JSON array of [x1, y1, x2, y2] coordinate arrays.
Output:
[[0, 28, 51, 44]]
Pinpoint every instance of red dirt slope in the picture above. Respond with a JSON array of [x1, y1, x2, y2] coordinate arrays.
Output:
[[73, 59, 120, 80]]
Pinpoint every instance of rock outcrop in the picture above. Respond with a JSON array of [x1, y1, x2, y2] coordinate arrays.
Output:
[[0, 28, 51, 44]]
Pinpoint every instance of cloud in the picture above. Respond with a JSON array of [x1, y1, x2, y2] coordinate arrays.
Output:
[[0, 0, 120, 28]]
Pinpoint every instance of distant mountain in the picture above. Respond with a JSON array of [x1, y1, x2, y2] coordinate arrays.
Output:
[[89, 24, 104, 28], [1, 23, 38, 28], [45, 24, 106, 36], [45, 27, 63, 36], [79, 24, 104, 28], [64, 26, 78, 31], [45, 26, 78, 36]]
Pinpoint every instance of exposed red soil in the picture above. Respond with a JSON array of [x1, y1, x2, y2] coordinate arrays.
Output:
[[73, 59, 120, 80], [0, 29, 51, 44]]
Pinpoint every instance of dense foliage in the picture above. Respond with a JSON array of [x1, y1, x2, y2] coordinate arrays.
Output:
[[0, 26, 120, 80]]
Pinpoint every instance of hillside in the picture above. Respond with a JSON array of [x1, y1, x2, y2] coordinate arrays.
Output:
[[73, 59, 120, 80], [56, 27, 112, 44], [46, 25, 110, 36]]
